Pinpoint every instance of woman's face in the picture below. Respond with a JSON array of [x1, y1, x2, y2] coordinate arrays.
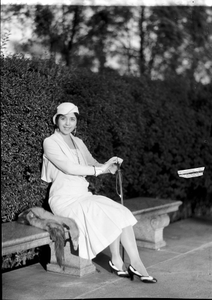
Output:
[[57, 113, 77, 135]]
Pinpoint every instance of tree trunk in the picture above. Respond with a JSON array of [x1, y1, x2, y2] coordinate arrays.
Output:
[[138, 6, 146, 76], [62, 6, 80, 67]]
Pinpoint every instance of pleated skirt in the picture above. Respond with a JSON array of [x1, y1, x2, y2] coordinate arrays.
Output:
[[49, 192, 137, 260]]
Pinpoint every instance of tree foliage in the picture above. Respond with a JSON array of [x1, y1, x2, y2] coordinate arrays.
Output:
[[1, 5, 211, 82]]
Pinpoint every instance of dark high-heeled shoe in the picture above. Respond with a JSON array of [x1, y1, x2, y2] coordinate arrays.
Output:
[[128, 265, 157, 283], [108, 260, 130, 278]]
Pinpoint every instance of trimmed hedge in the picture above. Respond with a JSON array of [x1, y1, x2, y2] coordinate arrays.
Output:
[[1, 54, 212, 222]]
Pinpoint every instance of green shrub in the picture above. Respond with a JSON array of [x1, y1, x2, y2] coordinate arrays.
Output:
[[1, 54, 212, 223]]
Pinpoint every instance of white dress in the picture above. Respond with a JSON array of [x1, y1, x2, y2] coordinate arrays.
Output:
[[41, 130, 137, 260]]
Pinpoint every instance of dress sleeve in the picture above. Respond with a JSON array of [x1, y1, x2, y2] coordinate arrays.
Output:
[[43, 138, 95, 176]]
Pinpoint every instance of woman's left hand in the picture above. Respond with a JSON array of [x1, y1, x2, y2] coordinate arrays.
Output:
[[104, 157, 123, 174], [95, 157, 123, 176], [105, 156, 123, 166], [107, 164, 118, 174]]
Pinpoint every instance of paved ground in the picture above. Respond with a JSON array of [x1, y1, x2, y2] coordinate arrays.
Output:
[[2, 216, 212, 299]]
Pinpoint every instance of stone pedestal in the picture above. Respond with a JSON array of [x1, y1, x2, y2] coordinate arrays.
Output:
[[47, 233, 96, 277], [134, 213, 170, 249], [124, 197, 182, 250]]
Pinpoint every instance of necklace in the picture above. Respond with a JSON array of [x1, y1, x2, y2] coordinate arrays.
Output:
[[71, 137, 80, 164]]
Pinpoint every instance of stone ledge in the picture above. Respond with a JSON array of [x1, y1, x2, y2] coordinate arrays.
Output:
[[124, 197, 182, 249], [2, 222, 50, 256]]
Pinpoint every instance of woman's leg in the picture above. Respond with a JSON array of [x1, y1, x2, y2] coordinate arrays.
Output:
[[120, 225, 149, 276], [109, 226, 149, 275], [109, 234, 127, 270]]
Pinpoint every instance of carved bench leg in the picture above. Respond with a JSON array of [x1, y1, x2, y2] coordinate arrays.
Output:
[[47, 233, 96, 277], [134, 214, 170, 249]]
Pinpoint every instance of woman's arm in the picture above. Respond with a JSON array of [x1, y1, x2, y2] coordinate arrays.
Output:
[[43, 138, 96, 176], [43, 138, 118, 176]]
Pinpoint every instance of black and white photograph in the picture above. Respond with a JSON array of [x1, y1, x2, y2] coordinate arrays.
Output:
[[1, 0, 212, 298]]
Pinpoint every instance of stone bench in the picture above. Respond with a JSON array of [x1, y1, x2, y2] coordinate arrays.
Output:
[[2, 221, 95, 277], [123, 197, 182, 249], [2, 197, 182, 277]]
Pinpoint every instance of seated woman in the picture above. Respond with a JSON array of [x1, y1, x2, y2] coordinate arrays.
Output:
[[41, 102, 157, 283]]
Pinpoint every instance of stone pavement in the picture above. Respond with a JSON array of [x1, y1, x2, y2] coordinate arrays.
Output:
[[2, 216, 212, 299]]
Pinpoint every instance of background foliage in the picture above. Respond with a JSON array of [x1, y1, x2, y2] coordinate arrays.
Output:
[[1, 54, 212, 223]]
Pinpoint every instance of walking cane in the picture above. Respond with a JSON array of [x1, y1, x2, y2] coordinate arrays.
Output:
[[116, 162, 125, 261]]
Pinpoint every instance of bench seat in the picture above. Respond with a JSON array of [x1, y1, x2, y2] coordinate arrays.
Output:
[[2, 222, 51, 256], [2, 222, 95, 277]]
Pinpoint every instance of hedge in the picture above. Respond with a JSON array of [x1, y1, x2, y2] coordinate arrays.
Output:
[[1, 54, 212, 223]]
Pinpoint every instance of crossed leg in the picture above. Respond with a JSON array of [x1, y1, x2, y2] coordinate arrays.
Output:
[[109, 225, 149, 276]]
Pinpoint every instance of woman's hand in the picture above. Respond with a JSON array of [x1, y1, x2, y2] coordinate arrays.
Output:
[[107, 164, 118, 174], [95, 157, 123, 176], [105, 156, 123, 166]]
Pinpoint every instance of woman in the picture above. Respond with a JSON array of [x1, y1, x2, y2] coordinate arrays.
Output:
[[41, 102, 157, 283]]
